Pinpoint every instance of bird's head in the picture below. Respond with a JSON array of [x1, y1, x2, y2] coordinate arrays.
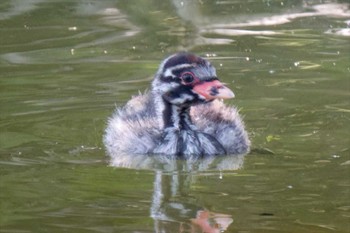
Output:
[[152, 52, 234, 107]]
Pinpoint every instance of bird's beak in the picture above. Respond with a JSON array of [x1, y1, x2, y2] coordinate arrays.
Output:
[[193, 80, 235, 100]]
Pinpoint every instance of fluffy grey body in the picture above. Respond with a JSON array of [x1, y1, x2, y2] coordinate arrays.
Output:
[[104, 52, 250, 158]]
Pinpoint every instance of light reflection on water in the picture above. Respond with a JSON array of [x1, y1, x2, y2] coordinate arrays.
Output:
[[0, 0, 349, 232]]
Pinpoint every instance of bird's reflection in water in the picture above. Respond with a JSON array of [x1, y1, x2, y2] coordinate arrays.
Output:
[[109, 154, 244, 232], [191, 210, 233, 233]]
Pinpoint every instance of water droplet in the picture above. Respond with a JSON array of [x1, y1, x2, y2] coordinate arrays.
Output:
[[68, 26, 77, 31], [205, 53, 217, 57]]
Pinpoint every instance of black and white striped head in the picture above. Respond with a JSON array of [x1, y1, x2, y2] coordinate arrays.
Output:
[[152, 52, 234, 106]]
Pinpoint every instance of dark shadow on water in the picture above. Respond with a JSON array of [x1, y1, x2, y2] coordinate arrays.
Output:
[[108, 153, 245, 232]]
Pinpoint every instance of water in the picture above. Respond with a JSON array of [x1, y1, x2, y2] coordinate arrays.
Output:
[[1, 0, 349, 232]]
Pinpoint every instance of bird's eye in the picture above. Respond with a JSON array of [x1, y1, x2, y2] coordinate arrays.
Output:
[[181, 73, 195, 84]]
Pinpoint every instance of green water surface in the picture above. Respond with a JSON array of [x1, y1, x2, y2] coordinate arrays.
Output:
[[1, 0, 349, 232]]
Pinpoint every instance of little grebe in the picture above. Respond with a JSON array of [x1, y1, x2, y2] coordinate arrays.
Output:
[[104, 52, 250, 158]]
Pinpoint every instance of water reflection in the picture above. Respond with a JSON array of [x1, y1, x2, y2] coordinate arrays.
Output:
[[151, 169, 234, 232], [0, 0, 45, 20], [109, 153, 244, 171], [109, 154, 244, 232], [203, 3, 350, 28], [74, 3, 140, 49], [171, 0, 350, 49], [0, 0, 139, 64]]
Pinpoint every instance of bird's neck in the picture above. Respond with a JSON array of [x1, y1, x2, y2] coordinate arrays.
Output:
[[162, 100, 193, 130], [153, 94, 194, 131], [152, 93, 227, 156]]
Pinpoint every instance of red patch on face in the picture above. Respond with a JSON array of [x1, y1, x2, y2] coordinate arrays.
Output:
[[192, 80, 235, 100]]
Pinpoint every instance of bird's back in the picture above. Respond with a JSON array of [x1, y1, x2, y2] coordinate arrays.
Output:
[[104, 93, 161, 155]]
